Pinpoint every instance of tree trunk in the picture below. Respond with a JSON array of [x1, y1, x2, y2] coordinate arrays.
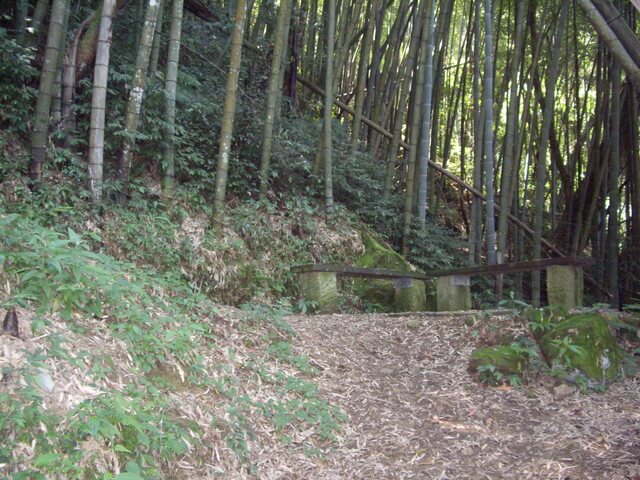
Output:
[[304, 0, 318, 82], [211, 0, 248, 226], [87, 0, 117, 204], [364, 0, 388, 149], [30, 0, 68, 184], [374, 0, 410, 157], [117, 0, 161, 204], [162, 0, 185, 198], [258, 0, 293, 199]]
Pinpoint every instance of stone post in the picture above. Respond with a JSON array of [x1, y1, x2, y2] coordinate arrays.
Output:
[[394, 278, 427, 312], [436, 275, 471, 311], [299, 271, 338, 313], [546, 265, 583, 307]]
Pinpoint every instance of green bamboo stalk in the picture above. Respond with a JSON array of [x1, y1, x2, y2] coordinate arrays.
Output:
[[416, 0, 436, 228], [87, 0, 117, 203], [258, 0, 293, 200], [211, 0, 248, 226], [532, 2, 568, 306], [323, 0, 336, 219], [117, 0, 161, 204], [162, 0, 185, 198], [30, 0, 68, 184]]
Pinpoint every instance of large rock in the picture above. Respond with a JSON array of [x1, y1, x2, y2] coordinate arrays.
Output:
[[540, 313, 627, 381], [353, 233, 428, 312]]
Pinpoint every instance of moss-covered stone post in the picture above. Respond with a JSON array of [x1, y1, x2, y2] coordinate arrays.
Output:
[[436, 275, 471, 311], [394, 278, 426, 312], [546, 265, 583, 307], [299, 271, 338, 313]]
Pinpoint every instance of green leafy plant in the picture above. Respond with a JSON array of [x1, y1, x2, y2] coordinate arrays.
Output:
[[293, 298, 319, 314], [498, 291, 531, 310], [527, 309, 556, 336], [550, 335, 586, 368], [476, 364, 505, 385]]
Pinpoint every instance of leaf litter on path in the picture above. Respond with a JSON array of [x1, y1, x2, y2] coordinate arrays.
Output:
[[286, 311, 640, 479]]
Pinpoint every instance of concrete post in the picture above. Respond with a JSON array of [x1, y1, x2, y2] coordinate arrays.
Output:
[[546, 265, 583, 307], [436, 275, 471, 311], [394, 278, 427, 312], [299, 271, 338, 313]]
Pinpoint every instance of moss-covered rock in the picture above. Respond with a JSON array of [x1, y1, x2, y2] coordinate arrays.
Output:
[[540, 313, 627, 381], [468, 345, 529, 377], [353, 233, 417, 311]]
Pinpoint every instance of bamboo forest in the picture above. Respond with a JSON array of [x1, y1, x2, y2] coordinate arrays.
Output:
[[1, 0, 639, 478]]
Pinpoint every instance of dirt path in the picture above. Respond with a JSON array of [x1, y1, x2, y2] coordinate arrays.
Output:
[[287, 312, 640, 480]]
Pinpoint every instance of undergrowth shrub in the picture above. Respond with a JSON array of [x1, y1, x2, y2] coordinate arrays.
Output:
[[0, 213, 213, 373], [1, 381, 191, 479], [0, 212, 348, 476], [0, 28, 37, 135], [406, 219, 466, 271]]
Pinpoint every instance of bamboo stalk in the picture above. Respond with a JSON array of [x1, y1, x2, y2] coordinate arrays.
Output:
[[576, 0, 640, 90]]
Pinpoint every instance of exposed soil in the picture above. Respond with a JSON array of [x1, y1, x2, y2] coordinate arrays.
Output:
[[286, 311, 640, 480]]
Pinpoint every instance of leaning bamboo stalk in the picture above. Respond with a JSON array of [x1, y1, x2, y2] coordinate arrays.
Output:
[[497, 0, 528, 262], [297, 75, 562, 257], [350, 0, 377, 149], [591, 0, 640, 67], [401, 2, 430, 255], [576, 0, 640, 90], [264, 64, 604, 296]]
